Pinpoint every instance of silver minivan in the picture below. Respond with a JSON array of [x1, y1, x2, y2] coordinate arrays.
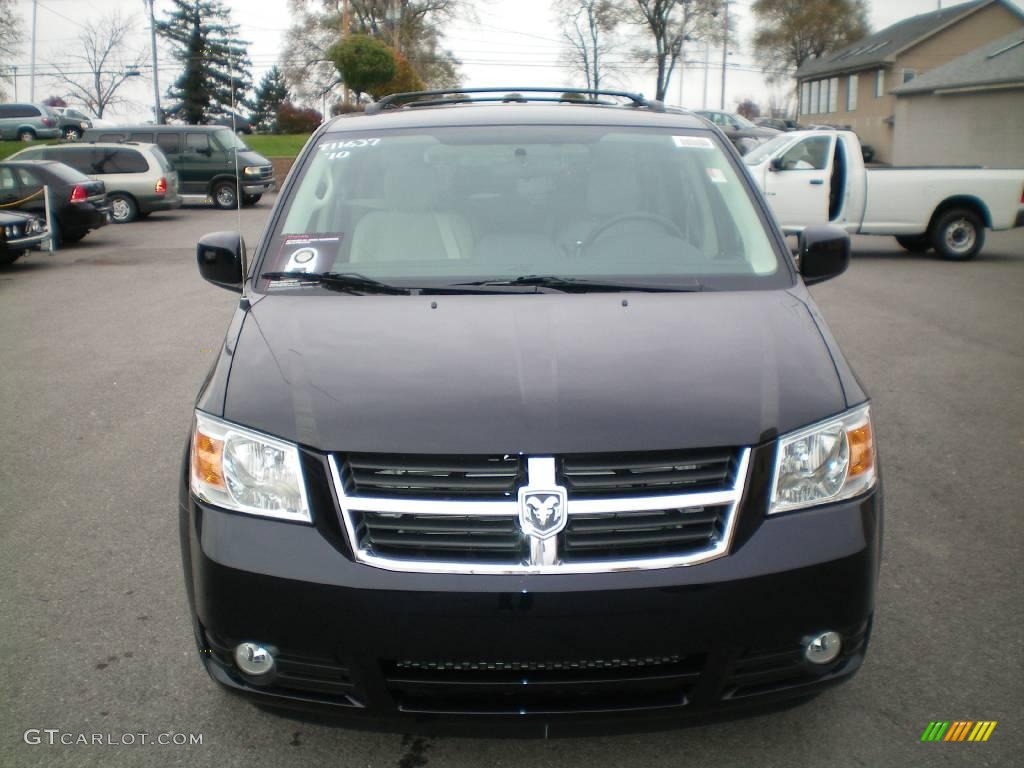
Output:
[[0, 103, 62, 142], [10, 143, 182, 223]]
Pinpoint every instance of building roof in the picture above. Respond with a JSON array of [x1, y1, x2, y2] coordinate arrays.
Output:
[[795, 0, 1019, 80], [892, 27, 1024, 93]]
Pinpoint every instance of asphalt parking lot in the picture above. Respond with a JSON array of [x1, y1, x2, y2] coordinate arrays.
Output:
[[1, 198, 1022, 768]]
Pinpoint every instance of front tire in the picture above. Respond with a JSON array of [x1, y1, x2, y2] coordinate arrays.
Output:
[[930, 208, 984, 261], [242, 193, 262, 206], [212, 181, 239, 210], [63, 127, 83, 141], [0, 249, 22, 267], [895, 234, 930, 253], [108, 193, 138, 224]]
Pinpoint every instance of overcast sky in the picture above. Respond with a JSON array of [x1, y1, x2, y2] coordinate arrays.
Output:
[[7, 0, 1023, 120]]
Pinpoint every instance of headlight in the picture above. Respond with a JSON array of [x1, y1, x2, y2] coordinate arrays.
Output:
[[27, 219, 44, 234], [769, 403, 875, 514], [190, 411, 311, 523], [243, 166, 261, 176]]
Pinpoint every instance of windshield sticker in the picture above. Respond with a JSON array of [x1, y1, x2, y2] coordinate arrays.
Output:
[[705, 167, 728, 184], [278, 236, 343, 273], [319, 138, 382, 160], [673, 136, 715, 149]]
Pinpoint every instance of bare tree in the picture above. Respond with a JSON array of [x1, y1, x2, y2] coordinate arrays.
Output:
[[51, 13, 148, 119], [0, 0, 24, 100], [556, 0, 624, 92], [626, 0, 726, 102]]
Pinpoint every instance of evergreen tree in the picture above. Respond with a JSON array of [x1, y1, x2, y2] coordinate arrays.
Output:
[[158, 0, 253, 124], [252, 66, 290, 132]]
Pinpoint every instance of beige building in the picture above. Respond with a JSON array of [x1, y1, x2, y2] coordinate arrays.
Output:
[[891, 29, 1024, 166], [794, 0, 1024, 163]]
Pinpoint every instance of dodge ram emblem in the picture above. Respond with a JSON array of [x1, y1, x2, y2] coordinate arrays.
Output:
[[518, 488, 568, 539]]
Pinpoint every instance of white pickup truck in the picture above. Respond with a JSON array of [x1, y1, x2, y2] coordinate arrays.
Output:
[[743, 130, 1024, 260]]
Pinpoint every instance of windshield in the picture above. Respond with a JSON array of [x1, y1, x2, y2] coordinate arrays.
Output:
[[261, 125, 787, 292], [213, 128, 250, 151], [742, 133, 797, 165]]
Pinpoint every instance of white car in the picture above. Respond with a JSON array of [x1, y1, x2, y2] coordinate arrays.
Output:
[[744, 130, 1024, 260]]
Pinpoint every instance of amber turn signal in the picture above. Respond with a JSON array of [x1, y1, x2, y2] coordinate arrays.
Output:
[[192, 429, 225, 488], [847, 422, 874, 477]]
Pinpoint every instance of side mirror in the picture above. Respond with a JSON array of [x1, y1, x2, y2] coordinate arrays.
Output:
[[769, 157, 784, 172], [799, 226, 849, 285], [197, 231, 244, 292]]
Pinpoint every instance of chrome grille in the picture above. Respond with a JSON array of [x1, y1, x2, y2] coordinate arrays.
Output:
[[560, 505, 728, 561], [341, 453, 524, 499], [329, 448, 749, 574], [559, 448, 737, 496]]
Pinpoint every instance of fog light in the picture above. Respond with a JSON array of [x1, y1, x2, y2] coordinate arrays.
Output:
[[234, 642, 275, 676], [804, 631, 842, 665]]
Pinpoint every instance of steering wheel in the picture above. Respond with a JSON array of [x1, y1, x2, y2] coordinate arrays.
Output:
[[580, 212, 685, 253]]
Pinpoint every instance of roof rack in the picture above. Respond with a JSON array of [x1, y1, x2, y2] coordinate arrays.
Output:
[[364, 87, 665, 115]]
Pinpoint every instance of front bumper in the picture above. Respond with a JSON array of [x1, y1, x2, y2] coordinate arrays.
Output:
[[2, 231, 48, 252], [242, 180, 274, 195], [180, 450, 882, 734]]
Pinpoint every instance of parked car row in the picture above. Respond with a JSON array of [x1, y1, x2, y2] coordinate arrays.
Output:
[[0, 123, 276, 264]]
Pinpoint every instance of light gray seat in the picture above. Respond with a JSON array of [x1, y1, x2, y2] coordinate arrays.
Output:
[[349, 160, 473, 264]]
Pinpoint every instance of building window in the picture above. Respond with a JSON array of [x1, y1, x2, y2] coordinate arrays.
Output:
[[875, 69, 885, 98], [801, 81, 810, 115], [847, 74, 858, 111], [901, 68, 917, 83], [829, 77, 839, 112]]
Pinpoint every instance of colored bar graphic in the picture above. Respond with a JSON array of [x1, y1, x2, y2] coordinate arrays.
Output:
[[921, 721, 996, 742], [921, 722, 950, 741]]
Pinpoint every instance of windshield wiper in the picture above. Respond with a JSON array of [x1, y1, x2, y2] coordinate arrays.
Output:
[[454, 275, 703, 293], [260, 271, 411, 295]]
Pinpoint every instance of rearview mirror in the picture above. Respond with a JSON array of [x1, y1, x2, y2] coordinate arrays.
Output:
[[799, 226, 849, 285], [197, 231, 244, 292], [769, 157, 784, 172]]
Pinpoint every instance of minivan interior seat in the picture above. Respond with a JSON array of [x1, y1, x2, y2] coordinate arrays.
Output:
[[349, 158, 473, 263]]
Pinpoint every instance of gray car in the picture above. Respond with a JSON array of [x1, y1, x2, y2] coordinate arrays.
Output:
[[10, 142, 182, 223], [0, 103, 62, 142], [695, 110, 780, 155], [51, 107, 94, 141]]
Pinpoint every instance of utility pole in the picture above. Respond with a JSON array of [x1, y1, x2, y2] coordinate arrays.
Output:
[[720, 0, 729, 110], [29, 0, 37, 102], [702, 38, 710, 109], [342, 0, 351, 107], [146, 0, 163, 124], [12, 65, 18, 101]]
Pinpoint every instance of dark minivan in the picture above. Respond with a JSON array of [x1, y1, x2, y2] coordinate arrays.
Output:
[[181, 88, 881, 735], [82, 125, 274, 208]]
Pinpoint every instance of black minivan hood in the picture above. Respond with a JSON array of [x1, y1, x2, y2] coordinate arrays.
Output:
[[223, 291, 846, 454]]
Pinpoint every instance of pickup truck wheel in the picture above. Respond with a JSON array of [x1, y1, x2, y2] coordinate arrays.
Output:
[[895, 235, 930, 253], [931, 208, 984, 261], [212, 181, 239, 210], [242, 193, 262, 206]]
